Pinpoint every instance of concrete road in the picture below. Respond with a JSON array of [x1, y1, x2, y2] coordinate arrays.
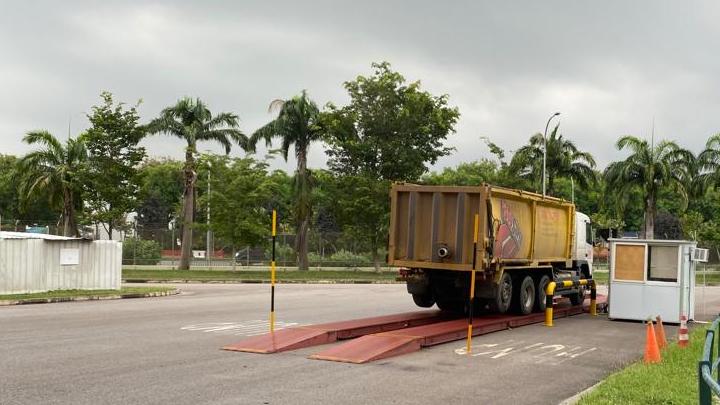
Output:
[[0, 283, 711, 405]]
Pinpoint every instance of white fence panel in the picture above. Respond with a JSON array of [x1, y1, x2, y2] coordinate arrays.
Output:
[[0, 239, 121, 295]]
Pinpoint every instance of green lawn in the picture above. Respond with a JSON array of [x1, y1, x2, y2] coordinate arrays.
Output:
[[0, 286, 176, 301], [123, 269, 398, 283], [578, 326, 705, 404]]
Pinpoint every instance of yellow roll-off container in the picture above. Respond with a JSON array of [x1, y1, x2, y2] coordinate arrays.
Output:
[[388, 183, 592, 314]]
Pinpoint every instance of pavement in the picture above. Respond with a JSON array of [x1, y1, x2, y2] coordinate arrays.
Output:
[[0, 283, 716, 405]]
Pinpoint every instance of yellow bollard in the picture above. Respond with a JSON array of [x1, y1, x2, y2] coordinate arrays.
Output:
[[545, 281, 557, 327]]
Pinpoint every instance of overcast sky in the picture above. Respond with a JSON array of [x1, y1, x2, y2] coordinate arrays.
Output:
[[2, 1, 719, 173]]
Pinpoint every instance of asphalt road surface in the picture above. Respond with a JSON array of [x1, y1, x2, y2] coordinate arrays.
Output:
[[1, 283, 713, 405]]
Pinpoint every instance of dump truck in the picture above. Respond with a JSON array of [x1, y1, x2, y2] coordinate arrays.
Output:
[[388, 183, 594, 314]]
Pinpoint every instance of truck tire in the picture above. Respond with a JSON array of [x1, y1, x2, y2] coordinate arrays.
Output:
[[515, 275, 535, 315], [412, 293, 435, 308], [436, 298, 465, 313], [569, 287, 585, 306], [535, 275, 550, 312], [490, 272, 513, 314]]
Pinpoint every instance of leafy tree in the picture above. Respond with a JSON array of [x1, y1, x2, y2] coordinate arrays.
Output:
[[81, 92, 146, 237], [604, 136, 693, 239], [135, 159, 184, 235], [509, 124, 596, 195], [17, 131, 87, 236], [250, 90, 323, 271], [196, 155, 281, 253], [324, 62, 459, 268], [0, 155, 20, 223], [148, 98, 248, 270], [652, 211, 683, 240], [324, 62, 459, 181], [422, 160, 500, 186]]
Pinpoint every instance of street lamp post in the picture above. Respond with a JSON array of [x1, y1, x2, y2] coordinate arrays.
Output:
[[206, 161, 212, 267], [542, 112, 561, 198]]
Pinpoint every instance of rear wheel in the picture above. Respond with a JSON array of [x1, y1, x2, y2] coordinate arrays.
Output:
[[515, 276, 535, 315], [436, 298, 465, 313], [535, 275, 550, 312], [569, 287, 585, 306], [412, 293, 435, 308], [490, 272, 513, 314]]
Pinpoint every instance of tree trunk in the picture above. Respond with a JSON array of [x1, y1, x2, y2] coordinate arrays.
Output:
[[62, 188, 78, 237], [295, 148, 310, 271], [643, 195, 655, 239], [179, 147, 196, 270], [371, 235, 380, 272]]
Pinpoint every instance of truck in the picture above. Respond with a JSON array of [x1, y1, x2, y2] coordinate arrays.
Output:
[[388, 183, 593, 314]]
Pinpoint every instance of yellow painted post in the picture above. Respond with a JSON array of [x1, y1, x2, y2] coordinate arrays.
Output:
[[270, 210, 277, 333], [545, 281, 556, 327], [466, 214, 480, 354]]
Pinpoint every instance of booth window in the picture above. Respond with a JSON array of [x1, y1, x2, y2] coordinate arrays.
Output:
[[647, 245, 678, 282], [614, 244, 645, 281]]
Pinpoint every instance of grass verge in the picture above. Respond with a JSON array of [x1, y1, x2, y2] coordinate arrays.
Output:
[[577, 326, 705, 404], [123, 269, 398, 283], [0, 286, 176, 301]]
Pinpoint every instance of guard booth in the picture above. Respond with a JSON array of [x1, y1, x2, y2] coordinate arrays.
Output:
[[608, 239, 699, 323]]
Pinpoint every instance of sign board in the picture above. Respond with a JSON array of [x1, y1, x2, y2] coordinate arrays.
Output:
[[192, 250, 206, 259], [60, 248, 80, 265]]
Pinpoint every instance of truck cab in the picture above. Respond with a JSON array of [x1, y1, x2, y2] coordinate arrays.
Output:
[[573, 212, 594, 278]]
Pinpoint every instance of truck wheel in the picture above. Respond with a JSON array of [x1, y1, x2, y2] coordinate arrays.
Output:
[[436, 299, 465, 313], [490, 272, 513, 314], [569, 287, 585, 306], [535, 275, 550, 312], [515, 276, 535, 315], [412, 293, 435, 308]]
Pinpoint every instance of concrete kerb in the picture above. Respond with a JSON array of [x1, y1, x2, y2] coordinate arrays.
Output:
[[0, 288, 181, 306]]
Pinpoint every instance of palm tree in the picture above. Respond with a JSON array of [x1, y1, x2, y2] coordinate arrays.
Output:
[[604, 136, 693, 239], [250, 90, 323, 271], [697, 134, 720, 194], [510, 125, 596, 195], [17, 131, 87, 236], [148, 98, 248, 270]]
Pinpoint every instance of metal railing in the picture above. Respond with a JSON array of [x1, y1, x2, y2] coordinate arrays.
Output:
[[699, 315, 720, 404], [544, 278, 597, 327]]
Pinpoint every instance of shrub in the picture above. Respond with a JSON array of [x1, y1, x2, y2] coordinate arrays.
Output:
[[122, 238, 162, 265]]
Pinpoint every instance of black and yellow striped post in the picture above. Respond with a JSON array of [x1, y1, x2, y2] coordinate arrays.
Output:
[[270, 209, 277, 333], [544, 278, 597, 327], [466, 214, 480, 354]]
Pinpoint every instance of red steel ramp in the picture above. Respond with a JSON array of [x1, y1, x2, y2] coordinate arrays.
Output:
[[310, 298, 605, 364], [222, 310, 451, 354]]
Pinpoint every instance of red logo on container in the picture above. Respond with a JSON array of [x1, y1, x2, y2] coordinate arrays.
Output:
[[493, 200, 523, 258]]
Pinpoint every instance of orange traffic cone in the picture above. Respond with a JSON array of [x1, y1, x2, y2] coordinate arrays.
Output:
[[678, 315, 689, 348], [644, 319, 661, 364], [655, 315, 667, 349]]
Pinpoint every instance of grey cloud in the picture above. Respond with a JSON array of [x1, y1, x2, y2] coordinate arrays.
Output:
[[1, 1, 720, 172]]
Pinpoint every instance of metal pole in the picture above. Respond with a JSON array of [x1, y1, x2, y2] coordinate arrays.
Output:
[[542, 112, 561, 198], [206, 163, 211, 268], [466, 214, 480, 354], [171, 220, 175, 270], [571, 178, 575, 203], [270, 210, 277, 333]]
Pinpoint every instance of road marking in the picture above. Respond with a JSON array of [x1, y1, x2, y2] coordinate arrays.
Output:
[[454, 340, 597, 365], [181, 320, 300, 336]]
